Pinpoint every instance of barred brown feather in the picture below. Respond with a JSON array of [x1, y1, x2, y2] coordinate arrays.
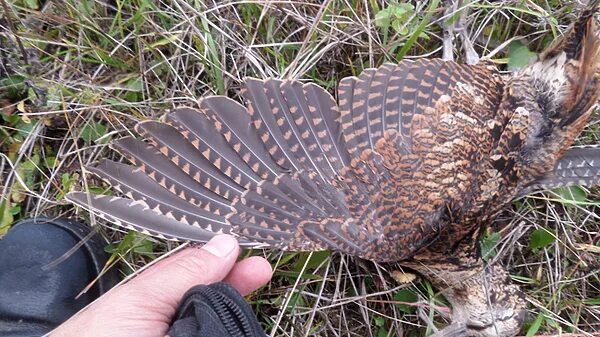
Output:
[[199, 97, 280, 181], [88, 160, 228, 230], [337, 76, 360, 156], [165, 107, 262, 189], [68, 9, 600, 264], [110, 137, 231, 215], [135, 121, 244, 199], [67, 193, 225, 242]]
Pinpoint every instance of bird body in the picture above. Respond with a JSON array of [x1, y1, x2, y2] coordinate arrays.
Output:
[[68, 6, 600, 337]]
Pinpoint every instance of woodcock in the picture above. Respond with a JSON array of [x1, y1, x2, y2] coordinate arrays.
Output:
[[68, 4, 600, 337]]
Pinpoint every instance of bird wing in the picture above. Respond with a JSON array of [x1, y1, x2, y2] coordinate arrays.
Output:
[[67, 59, 505, 262], [516, 147, 600, 198]]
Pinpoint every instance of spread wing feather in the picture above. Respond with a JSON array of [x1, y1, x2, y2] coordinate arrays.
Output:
[[66, 61, 493, 261], [351, 68, 377, 153], [399, 60, 427, 146], [200, 97, 280, 180], [369, 63, 396, 142], [303, 83, 351, 169], [110, 137, 231, 215], [67, 193, 224, 242], [135, 121, 244, 199], [164, 108, 261, 188], [88, 160, 227, 229], [338, 76, 360, 157], [280, 81, 336, 178], [67, 55, 597, 262], [265, 79, 330, 179], [242, 78, 299, 170]]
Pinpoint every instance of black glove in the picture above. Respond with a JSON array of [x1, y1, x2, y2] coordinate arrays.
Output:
[[168, 282, 266, 337]]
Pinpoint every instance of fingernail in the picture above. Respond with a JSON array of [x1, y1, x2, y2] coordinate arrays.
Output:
[[201, 235, 237, 258]]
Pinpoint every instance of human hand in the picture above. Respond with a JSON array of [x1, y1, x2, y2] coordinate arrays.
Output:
[[50, 235, 272, 337]]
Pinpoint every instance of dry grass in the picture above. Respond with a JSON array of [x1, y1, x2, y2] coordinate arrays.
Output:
[[1, 0, 599, 336]]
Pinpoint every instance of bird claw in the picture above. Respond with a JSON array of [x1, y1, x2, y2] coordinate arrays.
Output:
[[442, 0, 480, 65], [442, 0, 459, 62], [460, 30, 480, 65], [442, 27, 455, 62]]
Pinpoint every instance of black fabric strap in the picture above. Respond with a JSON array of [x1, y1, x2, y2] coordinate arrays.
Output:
[[168, 282, 266, 337]]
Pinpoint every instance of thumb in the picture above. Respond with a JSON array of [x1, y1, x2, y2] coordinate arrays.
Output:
[[126, 234, 240, 309], [49, 235, 241, 337]]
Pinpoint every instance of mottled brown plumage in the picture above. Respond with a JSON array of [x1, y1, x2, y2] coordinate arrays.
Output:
[[68, 5, 600, 337]]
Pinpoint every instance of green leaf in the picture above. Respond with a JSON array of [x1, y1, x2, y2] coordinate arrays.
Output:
[[529, 227, 556, 252], [583, 298, 600, 305], [277, 252, 298, 266], [274, 270, 322, 280], [133, 238, 155, 255], [15, 119, 38, 141], [376, 2, 414, 35], [80, 122, 107, 144], [18, 154, 40, 189], [392, 3, 412, 16], [144, 35, 179, 51], [125, 78, 143, 92], [104, 231, 154, 257], [396, 0, 440, 59], [286, 290, 307, 312], [87, 185, 109, 195], [393, 289, 418, 313], [1, 113, 21, 126], [293, 250, 330, 272], [44, 156, 56, 168], [376, 328, 389, 337], [0, 75, 27, 100], [553, 185, 588, 204], [507, 40, 537, 71], [105, 231, 134, 254], [525, 313, 544, 337], [374, 315, 389, 337], [9, 205, 21, 215], [0, 199, 14, 236], [375, 8, 392, 29], [480, 231, 502, 261], [60, 173, 78, 197], [91, 48, 130, 70], [392, 20, 409, 35], [24, 0, 39, 9]]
